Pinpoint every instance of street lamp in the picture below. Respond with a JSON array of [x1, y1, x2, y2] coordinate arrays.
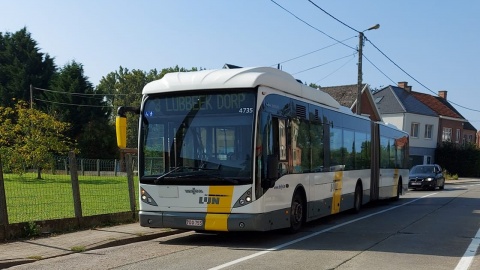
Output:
[[356, 24, 380, 115]]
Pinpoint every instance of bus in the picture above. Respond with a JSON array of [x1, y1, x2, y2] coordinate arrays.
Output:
[[116, 66, 409, 233]]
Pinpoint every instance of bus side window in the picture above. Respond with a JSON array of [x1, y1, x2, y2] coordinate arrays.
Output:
[[278, 118, 287, 161], [267, 117, 287, 179]]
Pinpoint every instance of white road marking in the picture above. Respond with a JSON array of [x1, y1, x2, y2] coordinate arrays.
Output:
[[454, 227, 480, 270], [209, 193, 437, 270]]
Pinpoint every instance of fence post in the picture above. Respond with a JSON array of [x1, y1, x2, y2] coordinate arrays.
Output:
[[97, 159, 100, 176], [114, 159, 118, 177], [64, 158, 68, 175], [126, 154, 136, 213], [0, 155, 9, 240], [69, 151, 83, 223], [81, 159, 85, 176]]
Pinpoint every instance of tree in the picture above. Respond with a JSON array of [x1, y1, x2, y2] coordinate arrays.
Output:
[[0, 27, 56, 108], [0, 101, 75, 178], [45, 61, 114, 158]]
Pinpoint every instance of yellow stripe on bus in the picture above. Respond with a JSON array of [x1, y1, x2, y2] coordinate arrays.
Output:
[[331, 171, 343, 214], [205, 186, 234, 231], [205, 213, 229, 231]]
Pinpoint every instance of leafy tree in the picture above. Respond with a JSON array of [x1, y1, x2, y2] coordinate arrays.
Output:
[[0, 27, 56, 108], [0, 101, 75, 178], [45, 61, 114, 158]]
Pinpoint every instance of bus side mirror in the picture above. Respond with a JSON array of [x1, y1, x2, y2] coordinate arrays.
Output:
[[115, 106, 140, 149], [116, 116, 127, 149]]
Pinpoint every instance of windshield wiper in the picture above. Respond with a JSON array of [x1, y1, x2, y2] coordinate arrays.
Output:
[[155, 166, 218, 183], [176, 173, 240, 184], [155, 167, 182, 183]]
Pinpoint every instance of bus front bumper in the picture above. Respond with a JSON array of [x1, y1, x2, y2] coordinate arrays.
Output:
[[139, 210, 288, 232]]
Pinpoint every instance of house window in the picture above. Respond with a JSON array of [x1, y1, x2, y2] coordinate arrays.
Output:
[[424, 124, 433, 139], [456, 129, 461, 143], [410, 122, 419, 138], [442, 127, 452, 142], [465, 134, 473, 144]]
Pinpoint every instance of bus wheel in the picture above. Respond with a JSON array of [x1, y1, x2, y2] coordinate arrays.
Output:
[[353, 184, 362, 213], [289, 191, 304, 233], [394, 180, 402, 201]]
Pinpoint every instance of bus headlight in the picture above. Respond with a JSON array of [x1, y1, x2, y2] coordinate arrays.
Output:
[[233, 188, 253, 208], [140, 187, 158, 206]]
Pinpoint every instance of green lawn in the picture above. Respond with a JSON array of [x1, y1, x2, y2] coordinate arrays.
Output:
[[2, 173, 139, 223]]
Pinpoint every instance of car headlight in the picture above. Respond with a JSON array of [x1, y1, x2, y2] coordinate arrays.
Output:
[[425, 177, 434, 181]]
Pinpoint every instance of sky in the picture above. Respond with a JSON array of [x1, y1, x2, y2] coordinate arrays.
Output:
[[1, 0, 480, 129]]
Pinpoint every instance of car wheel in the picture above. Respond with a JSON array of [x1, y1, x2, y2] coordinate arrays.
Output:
[[288, 191, 305, 233], [439, 179, 445, 190]]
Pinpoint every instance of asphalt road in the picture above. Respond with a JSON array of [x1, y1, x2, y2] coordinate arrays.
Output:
[[9, 180, 480, 270]]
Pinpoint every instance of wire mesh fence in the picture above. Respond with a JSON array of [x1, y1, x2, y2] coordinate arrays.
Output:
[[0, 153, 138, 224]]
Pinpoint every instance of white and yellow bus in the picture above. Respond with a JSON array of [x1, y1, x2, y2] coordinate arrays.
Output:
[[116, 67, 409, 233]]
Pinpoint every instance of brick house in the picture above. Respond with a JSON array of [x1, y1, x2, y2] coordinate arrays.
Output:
[[411, 89, 476, 146], [373, 82, 477, 166]]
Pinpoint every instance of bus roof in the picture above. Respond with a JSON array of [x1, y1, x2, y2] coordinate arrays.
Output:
[[143, 67, 340, 109]]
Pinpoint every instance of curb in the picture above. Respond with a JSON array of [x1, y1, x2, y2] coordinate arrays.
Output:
[[85, 229, 186, 250], [0, 229, 185, 269]]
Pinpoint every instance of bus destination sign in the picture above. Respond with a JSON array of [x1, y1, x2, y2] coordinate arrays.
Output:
[[145, 93, 255, 116]]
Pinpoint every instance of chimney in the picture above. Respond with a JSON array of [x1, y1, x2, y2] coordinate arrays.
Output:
[[398, 81, 412, 92], [438, 90, 447, 100]]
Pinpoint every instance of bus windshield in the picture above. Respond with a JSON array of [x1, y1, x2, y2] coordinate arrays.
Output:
[[140, 90, 256, 185]]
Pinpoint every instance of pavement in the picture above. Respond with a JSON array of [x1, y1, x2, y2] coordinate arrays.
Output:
[[0, 222, 184, 269], [0, 178, 478, 269]]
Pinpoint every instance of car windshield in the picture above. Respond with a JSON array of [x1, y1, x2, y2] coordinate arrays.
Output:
[[411, 166, 434, 174], [139, 90, 256, 185]]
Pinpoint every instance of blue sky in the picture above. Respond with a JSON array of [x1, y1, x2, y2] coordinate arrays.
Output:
[[1, 1, 480, 129]]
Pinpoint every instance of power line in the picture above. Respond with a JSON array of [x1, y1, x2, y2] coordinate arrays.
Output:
[[271, 36, 356, 67], [270, 0, 355, 51], [307, 0, 359, 32], [362, 54, 396, 85], [315, 54, 356, 84], [34, 87, 141, 97], [292, 53, 355, 75], [34, 98, 113, 108]]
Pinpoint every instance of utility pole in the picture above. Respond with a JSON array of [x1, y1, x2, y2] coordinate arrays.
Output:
[[356, 24, 380, 115], [356, 32, 364, 115]]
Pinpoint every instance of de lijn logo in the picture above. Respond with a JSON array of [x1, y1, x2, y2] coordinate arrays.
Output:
[[198, 194, 227, 205]]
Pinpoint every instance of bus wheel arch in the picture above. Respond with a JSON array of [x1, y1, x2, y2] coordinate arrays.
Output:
[[353, 180, 363, 214], [288, 185, 306, 233]]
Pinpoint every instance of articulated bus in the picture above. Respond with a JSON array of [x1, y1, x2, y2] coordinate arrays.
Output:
[[116, 67, 409, 233]]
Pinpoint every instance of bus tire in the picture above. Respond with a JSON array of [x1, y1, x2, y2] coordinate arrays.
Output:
[[353, 183, 362, 214], [288, 190, 305, 233], [394, 180, 402, 201]]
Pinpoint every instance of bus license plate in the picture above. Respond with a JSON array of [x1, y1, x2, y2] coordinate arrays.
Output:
[[186, 219, 203, 226]]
